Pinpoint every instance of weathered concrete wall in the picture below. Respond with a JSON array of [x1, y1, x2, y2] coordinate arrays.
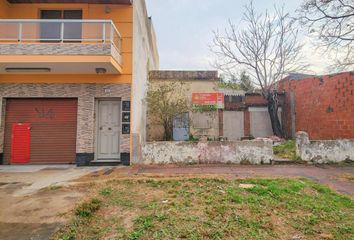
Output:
[[142, 140, 273, 165], [296, 131, 354, 163]]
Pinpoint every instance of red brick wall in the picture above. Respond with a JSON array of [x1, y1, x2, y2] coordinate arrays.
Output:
[[244, 94, 267, 106], [278, 72, 354, 140]]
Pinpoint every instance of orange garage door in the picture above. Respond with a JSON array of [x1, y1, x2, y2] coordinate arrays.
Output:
[[4, 98, 78, 164]]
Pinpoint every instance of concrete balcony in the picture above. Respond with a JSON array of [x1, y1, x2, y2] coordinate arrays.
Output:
[[0, 19, 122, 74]]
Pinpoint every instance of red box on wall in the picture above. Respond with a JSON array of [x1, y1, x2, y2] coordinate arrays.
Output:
[[11, 123, 31, 164]]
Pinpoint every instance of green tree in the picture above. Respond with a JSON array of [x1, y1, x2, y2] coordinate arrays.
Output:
[[239, 71, 254, 92], [218, 71, 254, 92], [146, 81, 190, 141]]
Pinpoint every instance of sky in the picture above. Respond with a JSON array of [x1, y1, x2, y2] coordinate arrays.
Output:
[[145, 0, 331, 74]]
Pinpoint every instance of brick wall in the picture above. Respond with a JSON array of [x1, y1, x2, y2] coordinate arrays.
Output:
[[244, 94, 267, 106], [278, 72, 354, 140]]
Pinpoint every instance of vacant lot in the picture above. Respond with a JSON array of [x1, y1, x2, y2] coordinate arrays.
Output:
[[55, 177, 354, 240]]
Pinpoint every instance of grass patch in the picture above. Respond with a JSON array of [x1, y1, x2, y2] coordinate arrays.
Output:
[[99, 187, 113, 196], [75, 198, 102, 218], [55, 178, 354, 240], [273, 140, 300, 160], [41, 184, 62, 192]]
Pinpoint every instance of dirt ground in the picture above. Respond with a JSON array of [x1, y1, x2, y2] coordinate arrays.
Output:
[[0, 164, 353, 240], [0, 166, 109, 240], [0, 186, 84, 239]]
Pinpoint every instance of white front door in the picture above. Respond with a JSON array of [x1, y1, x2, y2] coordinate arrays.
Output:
[[97, 100, 121, 160]]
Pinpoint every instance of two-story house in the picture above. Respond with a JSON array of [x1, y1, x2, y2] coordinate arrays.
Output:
[[0, 0, 159, 166]]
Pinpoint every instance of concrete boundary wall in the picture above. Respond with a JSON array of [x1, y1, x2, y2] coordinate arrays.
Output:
[[296, 131, 354, 163], [142, 140, 273, 165]]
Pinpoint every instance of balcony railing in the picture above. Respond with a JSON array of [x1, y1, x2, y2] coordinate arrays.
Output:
[[0, 19, 121, 52]]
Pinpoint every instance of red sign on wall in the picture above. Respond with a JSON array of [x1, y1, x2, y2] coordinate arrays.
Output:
[[192, 93, 224, 109]]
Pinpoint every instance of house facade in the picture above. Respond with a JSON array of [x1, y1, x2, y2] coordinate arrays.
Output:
[[147, 71, 221, 141], [0, 0, 159, 165], [147, 70, 280, 144]]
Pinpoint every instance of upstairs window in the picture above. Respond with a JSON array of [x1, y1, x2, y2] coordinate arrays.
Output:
[[40, 10, 82, 42]]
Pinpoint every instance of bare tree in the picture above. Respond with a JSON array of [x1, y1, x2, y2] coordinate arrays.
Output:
[[299, 0, 354, 70], [211, 1, 306, 137]]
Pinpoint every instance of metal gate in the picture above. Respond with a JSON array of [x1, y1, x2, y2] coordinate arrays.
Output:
[[4, 98, 78, 164], [173, 113, 189, 141]]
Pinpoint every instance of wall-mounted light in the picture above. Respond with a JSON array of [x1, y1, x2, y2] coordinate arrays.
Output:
[[96, 68, 107, 74], [5, 68, 51, 73]]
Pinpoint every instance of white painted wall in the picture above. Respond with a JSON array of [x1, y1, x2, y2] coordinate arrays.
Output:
[[249, 107, 282, 138], [132, 0, 159, 163], [223, 111, 244, 140]]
